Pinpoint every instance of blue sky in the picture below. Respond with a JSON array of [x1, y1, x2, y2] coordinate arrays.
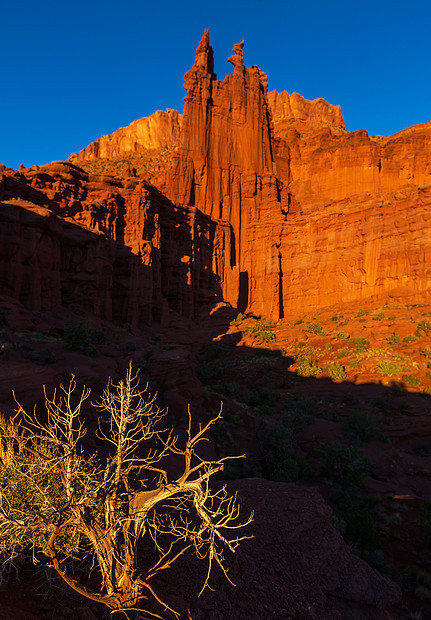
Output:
[[1, 0, 430, 169]]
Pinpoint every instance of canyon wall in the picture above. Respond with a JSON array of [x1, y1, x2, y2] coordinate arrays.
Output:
[[0, 162, 218, 327], [69, 109, 181, 161], [3, 31, 431, 325], [267, 90, 345, 129]]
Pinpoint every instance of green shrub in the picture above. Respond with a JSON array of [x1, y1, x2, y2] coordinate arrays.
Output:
[[403, 335, 417, 343], [344, 410, 381, 443], [196, 361, 224, 383], [243, 318, 275, 343], [353, 337, 370, 352], [376, 360, 402, 376], [337, 348, 350, 359], [416, 319, 431, 337], [204, 342, 230, 359], [256, 419, 300, 482], [372, 311, 386, 321], [281, 395, 315, 434], [213, 381, 241, 398], [402, 374, 421, 387], [63, 319, 107, 356], [422, 348, 431, 359], [325, 363, 347, 381], [421, 499, 431, 545], [296, 358, 322, 377], [333, 330, 350, 340], [305, 321, 324, 335], [230, 312, 244, 327], [335, 496, 379, 551], [348, 359, 360, 368], [248, 386, 279, 408], [356, 307, 367, 317], [387, 333, 401, 344], [317, 441, 371, 486]]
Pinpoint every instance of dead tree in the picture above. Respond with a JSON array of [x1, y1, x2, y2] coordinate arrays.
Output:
[[0, 365, 252, 619]]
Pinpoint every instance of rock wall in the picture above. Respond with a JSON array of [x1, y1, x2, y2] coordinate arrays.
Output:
[[69, 109, 181, 161], [275, 119, 431, 207], [0, 163, 219, 327], [279, 187, 431, 315], [267, 90, 345, 129]]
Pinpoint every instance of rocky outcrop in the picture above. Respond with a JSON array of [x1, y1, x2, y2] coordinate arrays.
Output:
[[0, 163, 219, 327], [69, 109, 181, 161], [165, 31, 287, 319], [279, 186, 431, 315], [268, 90, 345, 129], [274, 120, 431, 207]]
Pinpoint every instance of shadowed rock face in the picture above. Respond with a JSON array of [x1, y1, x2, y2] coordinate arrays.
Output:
[[0, 162, 220, 327]]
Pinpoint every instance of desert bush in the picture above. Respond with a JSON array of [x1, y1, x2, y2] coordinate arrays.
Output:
[[325, 363, 347, 381], [402, 374, 421, 387], [305, 321, 324, 335], [403, 335, 417, 343], [195, 361, 225, 383], [356, 307, 367, 317], [416, 319, 431, 337], [63, 318, 108, 356], [335, 495, 379, 551], [256, 419, 300, 482], [230, 312, 244, 327], [336, 348, 350, 359], [243, 318, 275, 343], [372, 311, 386, 321], [387, 333, 401, 344], [247, 385, 279, 408], [296, 358, 322, 377], [353, 337, 370, 352], [317, 441, 371, 486], [0, 367, 251, 618], [203, 342, 230, 359], [280, 395, 315, 434], [333, 330, 350, 340], [343, 410, 381, 443], [422, 348, 431, 359], [376, 361, 402, 376]]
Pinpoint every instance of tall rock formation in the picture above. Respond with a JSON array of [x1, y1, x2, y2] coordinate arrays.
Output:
[[166, 31, 287, 319], [4, 31, 431, 325]]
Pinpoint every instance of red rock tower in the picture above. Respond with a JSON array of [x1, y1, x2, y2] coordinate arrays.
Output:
[[168, 31, 287, 319]]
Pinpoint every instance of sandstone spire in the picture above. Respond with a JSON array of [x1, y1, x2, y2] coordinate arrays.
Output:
[[166, 32, 287, 319]]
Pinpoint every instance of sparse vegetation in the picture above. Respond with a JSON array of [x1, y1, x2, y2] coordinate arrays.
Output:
[[354, 337, 370, 352], [317, 441, 371, 487], [333, 330, 349, 340], [325, 363, 347, 381], [243, 318, 275, 343], [305, 321, 324, 335], [376, 360, 402, 376], [402, 374, 421, 387], [387, 333, 401, 344]]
